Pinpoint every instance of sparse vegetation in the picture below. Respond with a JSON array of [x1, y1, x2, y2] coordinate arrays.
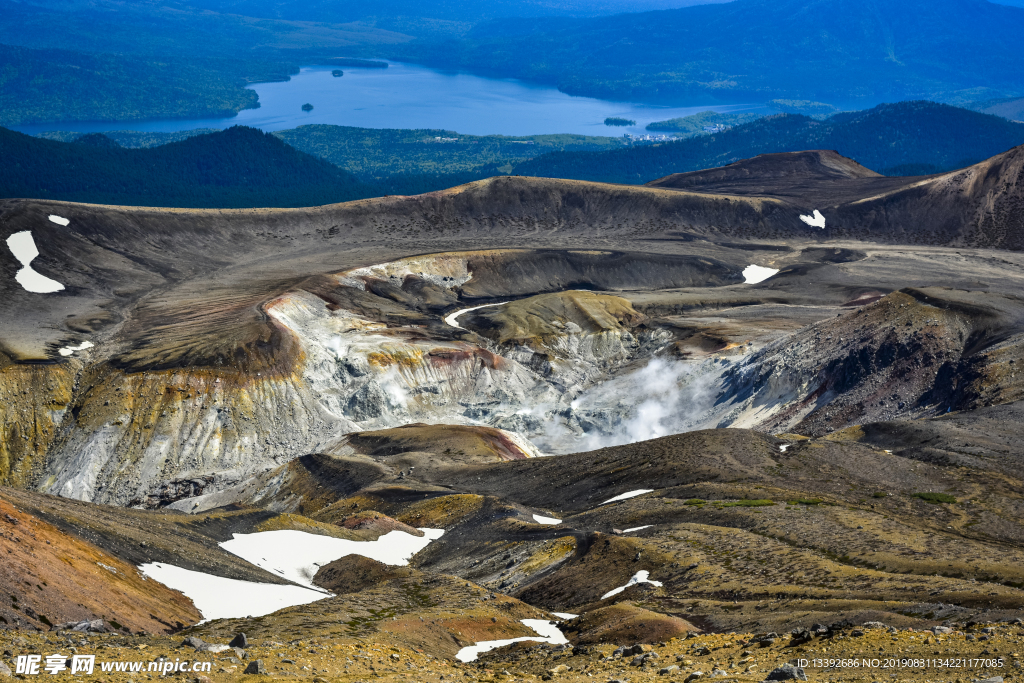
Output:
[[913, 492, 957, 504]]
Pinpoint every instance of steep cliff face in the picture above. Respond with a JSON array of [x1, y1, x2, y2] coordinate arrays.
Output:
[[709, 288, 1024, 436], [13, 251, 676, 506], [37, 361, 347, 506], [0, 356, 79, 489]]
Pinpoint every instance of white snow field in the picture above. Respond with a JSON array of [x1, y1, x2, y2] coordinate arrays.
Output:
[[622, 525, 653, 533], [139, 562, 329, 621], [799, 209, 826, 229], [6, 231, 65, 293], [48, 215, 70, 226], [443, 302, 508, 329], [600, 489, 653, 505], [600, 570, 663, 600], [219, 528, 444, 588], [551, 612, 578, 620], [533, 514, 562, 525], [455, 619, 569, 662], [58, 341, 95, 357], [742, 265, 780, 284]]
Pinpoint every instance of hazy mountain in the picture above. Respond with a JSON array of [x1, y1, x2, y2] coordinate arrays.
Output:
[[396, 0, 1024, 105]]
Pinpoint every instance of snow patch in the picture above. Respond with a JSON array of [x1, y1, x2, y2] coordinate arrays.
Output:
[[444, 302, 508, 329], [600, 570, 663, 600], [601, 489, 653, 505], [742, 265, 779, 284], [455, 619, 568, 662], [551, 612, 578, 620], [5, 231, 65, 293], [139, 562, 329, 621], [219, 528, 444, 588], [59, 341, 94, 357], [799, 209, 826, 229], [533, 514, 562, 525], [48, 215, 70, 226], [779, 444, 789, 453], [622, 525, 653, 533]]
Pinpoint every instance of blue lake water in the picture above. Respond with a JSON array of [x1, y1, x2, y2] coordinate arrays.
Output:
[[16, 62, 765, 137]]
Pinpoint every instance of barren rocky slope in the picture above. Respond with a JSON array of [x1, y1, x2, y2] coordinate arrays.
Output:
[[2, 147, 1024, 676]]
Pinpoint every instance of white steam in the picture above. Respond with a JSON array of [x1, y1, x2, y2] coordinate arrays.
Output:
[[535, 357, 722, 453]]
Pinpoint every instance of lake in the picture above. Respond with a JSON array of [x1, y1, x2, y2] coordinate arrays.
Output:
[[15, 62, 764, 137]]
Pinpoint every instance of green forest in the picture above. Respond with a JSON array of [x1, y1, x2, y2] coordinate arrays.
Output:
[[645, 111, 763, 135], [272, 126, 626, 180], [0, 44, 294, 127]]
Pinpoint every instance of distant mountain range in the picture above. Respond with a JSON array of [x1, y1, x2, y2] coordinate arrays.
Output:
[[4, 101, 1024, 207], [505, 101, 1024, 183], [395, 0, 1024, 106]]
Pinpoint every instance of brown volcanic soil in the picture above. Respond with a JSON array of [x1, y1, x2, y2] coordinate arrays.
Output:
[[646, 150, 928, 207], [337, 423, 536, 462], [0, 497, 200, 633], [3, 618, 1021, 682], [0, 487, 297, 585], [562, 602, 699, 645]]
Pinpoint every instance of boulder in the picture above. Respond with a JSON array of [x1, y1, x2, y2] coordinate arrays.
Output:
[[244, 660, 267, 675], [229, 633, 248, 648], [180, 636, 206, 650], [764, 663, 808, 681]]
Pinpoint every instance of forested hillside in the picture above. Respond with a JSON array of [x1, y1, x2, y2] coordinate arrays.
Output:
[[273, 126, 625, 180], [0, 45, 292, 127], [0, 127, 374, 208]]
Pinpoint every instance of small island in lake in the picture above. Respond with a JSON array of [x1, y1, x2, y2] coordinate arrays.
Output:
[[301, 103, 314, 111], [332, 69, 344, 77], [604, 117, 635, 126]]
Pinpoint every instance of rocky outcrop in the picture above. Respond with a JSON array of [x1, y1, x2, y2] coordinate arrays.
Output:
[[710, 288, 1024, 435]]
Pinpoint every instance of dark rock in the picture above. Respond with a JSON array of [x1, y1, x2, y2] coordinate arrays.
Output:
[[244, 660, 267, 675], [229, 633, 248, 648], [180, 636, 206, 650], [765, 663, 808, 681]]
